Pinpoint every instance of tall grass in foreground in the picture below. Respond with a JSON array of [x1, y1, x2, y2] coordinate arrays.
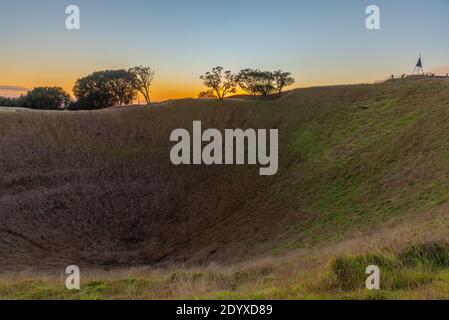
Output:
[[1, 241, 449, 300]]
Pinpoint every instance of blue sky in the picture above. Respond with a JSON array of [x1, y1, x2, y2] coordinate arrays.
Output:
[[1, 0, 448, 100]]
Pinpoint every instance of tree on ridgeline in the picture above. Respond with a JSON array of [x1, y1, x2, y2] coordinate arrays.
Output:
[[200, 67, 238, 101], [238, 69, 295, 97], [0, 96, 20, 107], [128, 66, 155, 104], [237, 69, 275, 96], [236, 69, 259, 96], [73, 70, 137, 109], [17, 87, 71, 110], [273, 70, 295, 95]]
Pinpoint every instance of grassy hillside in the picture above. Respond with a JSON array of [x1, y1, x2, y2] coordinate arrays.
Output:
[[1, 77, 449, 298]]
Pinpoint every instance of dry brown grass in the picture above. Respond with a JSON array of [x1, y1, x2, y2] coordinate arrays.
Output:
[[1, 78, 449, 296], [0, 100, 296, 272], [1, 212, 449, 299]]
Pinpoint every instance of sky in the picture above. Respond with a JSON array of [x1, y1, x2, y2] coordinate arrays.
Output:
[[0, 0, 448, 101]]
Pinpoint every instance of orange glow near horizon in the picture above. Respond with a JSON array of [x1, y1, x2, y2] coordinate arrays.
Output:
[[4, 61, 445, 102], [1, 71, 377, 103], [0, 73, 243, 102], [0, 73, 203, 102]]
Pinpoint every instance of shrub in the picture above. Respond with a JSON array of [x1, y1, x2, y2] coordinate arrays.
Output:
[[17, 87, 71, 110], [330, 250, 434, 291], [73, 70, 137, 109], [0, 96, 19, 107], [399, 241, 449, 269]]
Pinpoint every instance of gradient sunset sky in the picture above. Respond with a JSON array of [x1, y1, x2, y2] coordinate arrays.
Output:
[[1, 0, 448, 101]]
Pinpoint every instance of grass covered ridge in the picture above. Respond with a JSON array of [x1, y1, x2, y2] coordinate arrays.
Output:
[[1, 77, 449, 299]]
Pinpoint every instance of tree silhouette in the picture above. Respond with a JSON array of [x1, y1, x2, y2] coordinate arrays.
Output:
[[0, 96, 19, 107], [18, 87, 71, 110], [273, 70, 295, 94], [129, 66, 155, 104], [238, 69, 295, 96], [238, 69, 275, 96], [200, 67, 238, 100], [237, 69, 260, 95], [73, 70, 137, 109]]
